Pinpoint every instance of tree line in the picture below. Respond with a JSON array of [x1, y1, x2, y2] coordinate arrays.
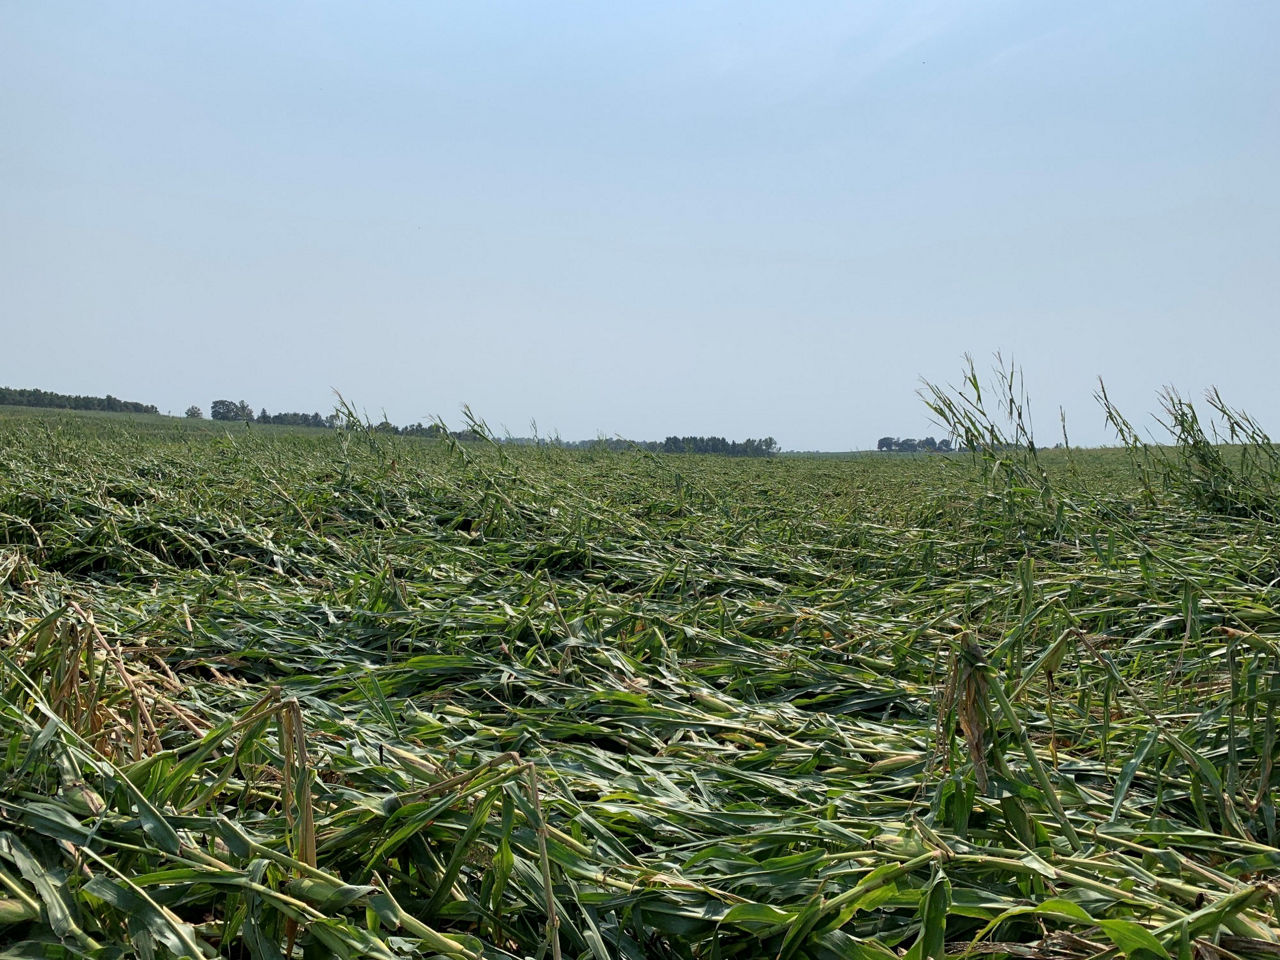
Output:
[[196, 401, 778, 455], [876, 436, 953, 452], [3, 387, 779, 456], [543, 436, 778, 456], [660, 436, 778, 456], [197, 400, 451, 436], [201, 400, 334, 428], [0, 385, 159, 415]]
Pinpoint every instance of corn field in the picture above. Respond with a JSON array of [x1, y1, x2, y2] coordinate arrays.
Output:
[[1, 384, 1278, 959]]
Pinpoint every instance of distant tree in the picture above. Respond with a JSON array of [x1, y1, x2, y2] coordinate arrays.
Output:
[[258, 408, 270, 423], [877, 437, 896, 451], [184, 405, 203, 419], [210, 400, 238, 421], [401, 422, 447, 438], [919, 436, 938, 452], [898, 438, 918, 453], [210, 399, 254, 422], [937, 438, 952, 453]]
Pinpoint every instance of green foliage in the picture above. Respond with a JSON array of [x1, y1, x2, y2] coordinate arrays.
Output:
[[1097, 381, 1280, 520], [210, 399, 252, 422], [658, 435, 779, 456], [0, 401, 1278, 959], [0, 384, 158, 415]]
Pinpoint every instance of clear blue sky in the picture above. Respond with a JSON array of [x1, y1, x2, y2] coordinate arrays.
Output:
[[3, 2, 1276, 449]]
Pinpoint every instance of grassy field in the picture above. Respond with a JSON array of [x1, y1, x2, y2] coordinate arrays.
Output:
[[1, 399, 1278, 959]]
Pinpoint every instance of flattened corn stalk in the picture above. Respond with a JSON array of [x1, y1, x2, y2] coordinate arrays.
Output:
[[1, 383, 1279, 958]]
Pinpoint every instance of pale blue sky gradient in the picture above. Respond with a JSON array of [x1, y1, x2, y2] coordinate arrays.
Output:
[[3, 2, 1277, 448]]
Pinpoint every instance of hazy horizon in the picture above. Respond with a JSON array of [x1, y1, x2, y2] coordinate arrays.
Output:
[[4, 2, 1277, 450]]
